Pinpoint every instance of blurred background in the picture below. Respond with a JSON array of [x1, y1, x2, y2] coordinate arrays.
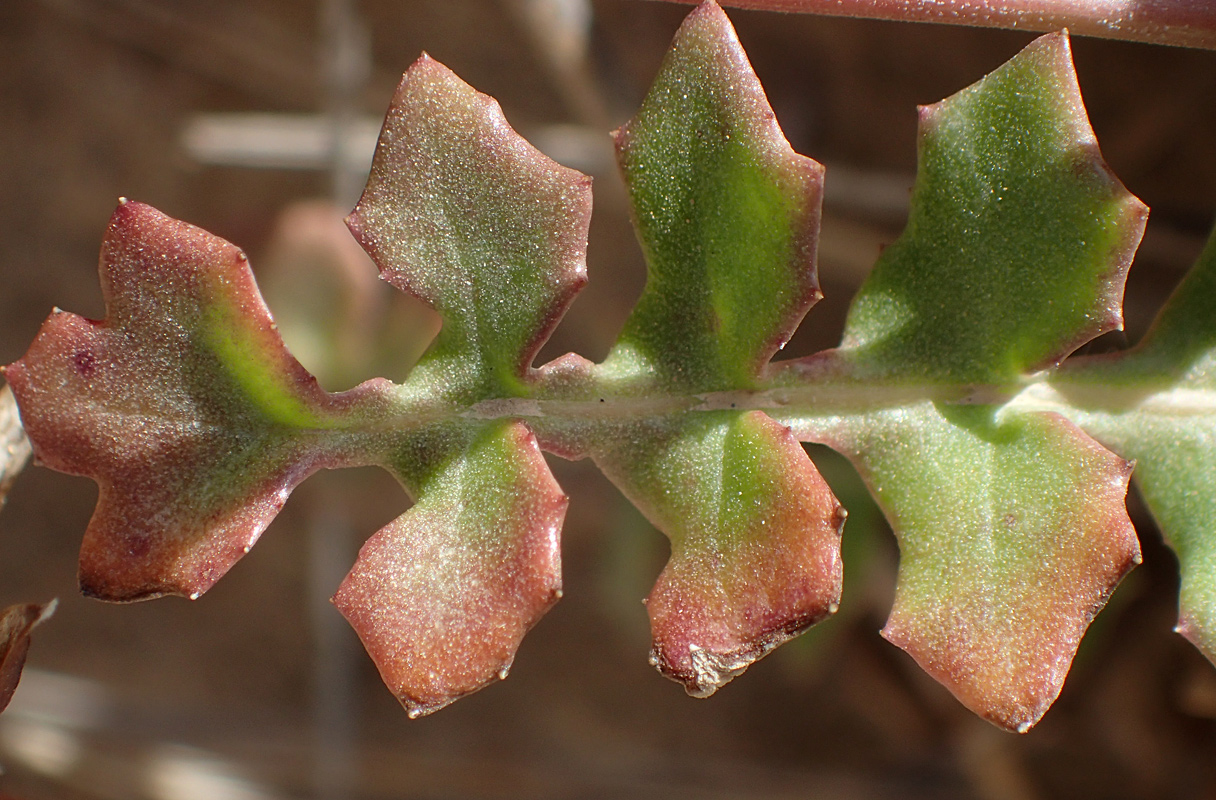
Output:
[[1, 1, 1215, 798]]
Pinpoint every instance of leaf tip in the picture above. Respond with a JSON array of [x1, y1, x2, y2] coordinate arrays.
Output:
[[107, 196, 150, 228], [1175, 613, 1216, 666], [687, 0, 728, 24], [878, 620, 1048, 734], [78, 571, 182, 604]]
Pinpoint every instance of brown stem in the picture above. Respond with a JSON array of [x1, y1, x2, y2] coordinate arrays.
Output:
[[649, 0, 1216, 50]]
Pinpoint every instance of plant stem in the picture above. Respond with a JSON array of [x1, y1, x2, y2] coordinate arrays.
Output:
[[650, 0, 1216, 50], [319, 357, 1198, 468]]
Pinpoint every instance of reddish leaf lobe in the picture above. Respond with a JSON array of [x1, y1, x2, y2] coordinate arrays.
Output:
[[598, 411, 844, 696], [347, 54, 591, 390], [333, 422, 566, 717], [6, 201, 388, 601], [806, 406, 1141, 732], [648, 414, 845, 694]]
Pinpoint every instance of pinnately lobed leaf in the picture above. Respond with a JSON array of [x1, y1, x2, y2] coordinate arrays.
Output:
[[8, 0, 1214, 731], [346, 53, 591, 401], [596, 411, 843, 695], [600, 1, 823, 393], [804, 405, 1139, 731], [333, 421, 565, 717]]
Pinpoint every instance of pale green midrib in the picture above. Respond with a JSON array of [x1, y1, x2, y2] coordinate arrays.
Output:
[[99, 373, 1211, 459], [339, 373, 1216, 438]]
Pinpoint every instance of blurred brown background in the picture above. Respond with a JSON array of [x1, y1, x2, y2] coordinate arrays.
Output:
[[1, 1, 1215, 798]]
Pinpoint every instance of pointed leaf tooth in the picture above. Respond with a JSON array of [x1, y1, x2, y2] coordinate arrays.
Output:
[[814, 404, 1139, 731], [348, 54, 592, 396], [603, 1, 824, 392], [333, 422, 565, 716], [838, 31, 1146, 385], [595, 410, 844, 696], [5, 201, 387, 601]]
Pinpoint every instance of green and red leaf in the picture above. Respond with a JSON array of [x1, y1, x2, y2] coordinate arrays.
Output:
[[348, 55, 592, 399], [595, 411, 844, 695], [8, 1, 1209, 731], [837, 32, 1147, 385], [601, 1, 823, 392], [333, 421, 565, 716], [1057, 224, 1216, 663], [590, 2, 843, 691], [773, 28, 1152, 731], [5, 201, 389, 601], [805, 405, 1139, 731]]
